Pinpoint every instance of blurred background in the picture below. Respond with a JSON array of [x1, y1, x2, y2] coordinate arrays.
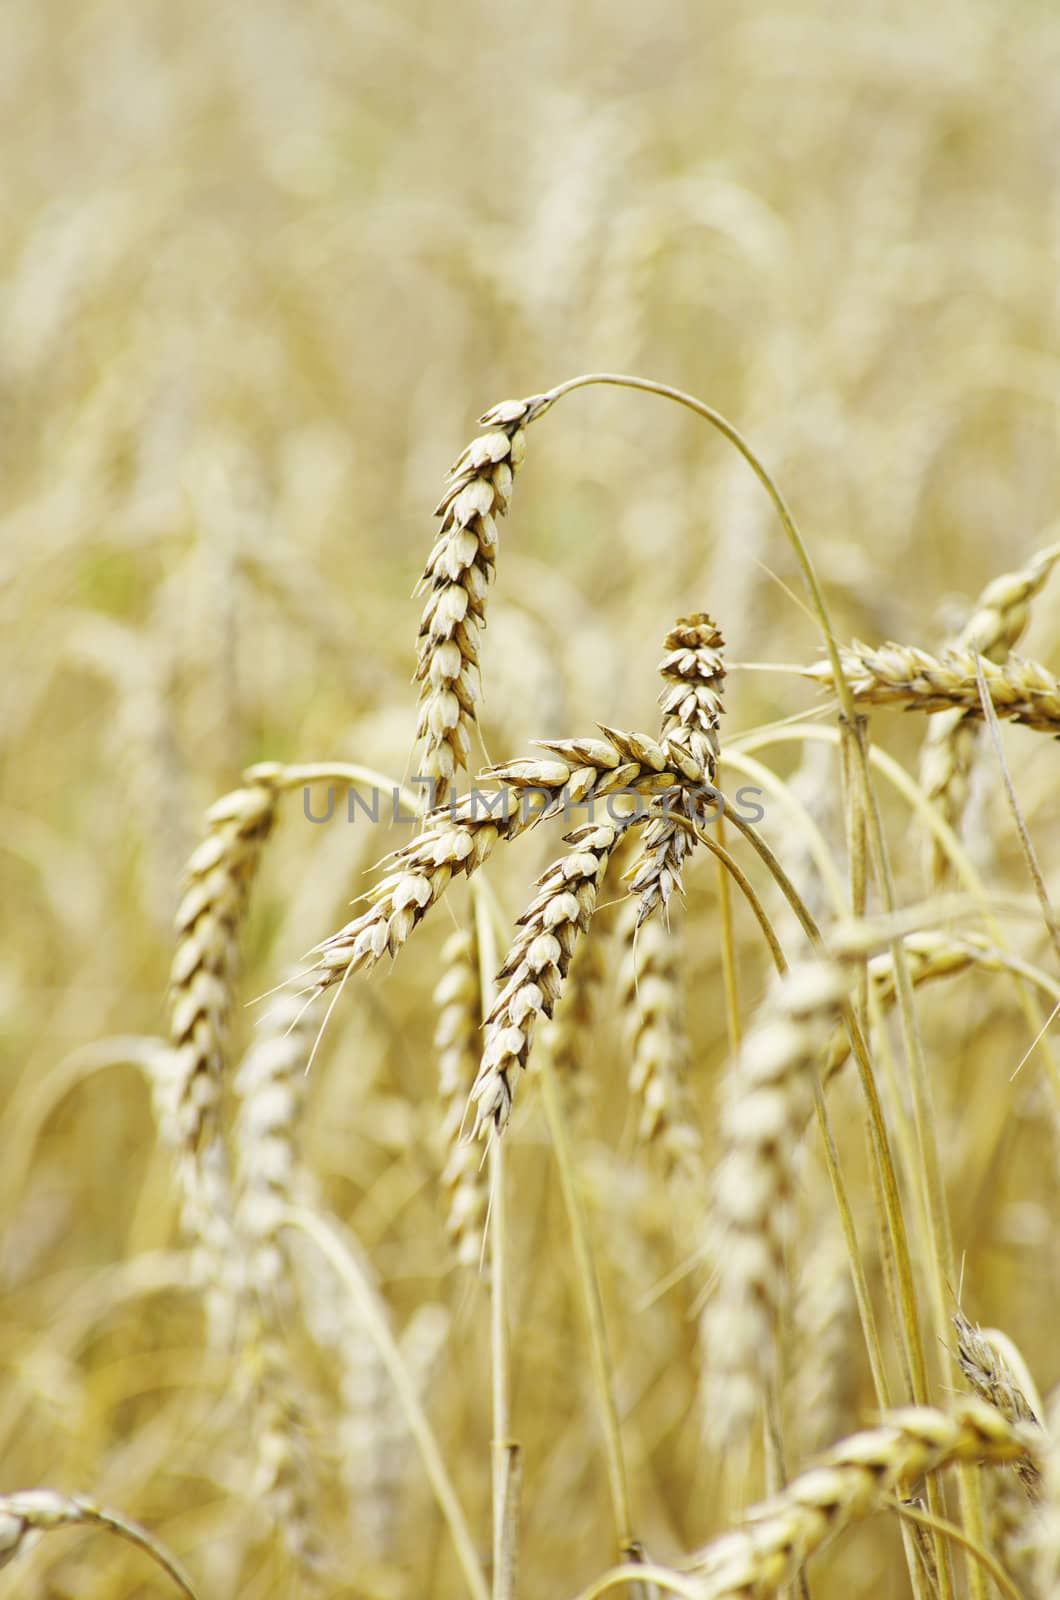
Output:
[[2, 0, 1058, 1595]]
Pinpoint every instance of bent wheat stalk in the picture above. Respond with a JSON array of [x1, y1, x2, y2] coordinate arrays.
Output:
[[0, 1490, 200, 1599]]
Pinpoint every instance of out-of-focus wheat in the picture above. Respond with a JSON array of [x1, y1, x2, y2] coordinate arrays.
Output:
[[616, 899, 702, 1177], [701, 963, 848, 1451]]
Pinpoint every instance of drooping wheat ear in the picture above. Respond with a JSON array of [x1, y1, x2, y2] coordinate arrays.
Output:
[[701, 962, 848, 1452], [0, 1490, 199, 1598], [626, 614, 725, 926], [415, 395, 552, 805], [472, 819, 631, 1135], [233, 996, 320, 1568], [434, 926, 488, 1268], [308, 728, 701, 1000], [162, 763, 283, 1324], [805, 641, 1060, 733], [689, 1401, 1039, 1597], [616, 898, 702, 1178], [919, 541, 1060, 884], [952, 1312, 1041, 1496]]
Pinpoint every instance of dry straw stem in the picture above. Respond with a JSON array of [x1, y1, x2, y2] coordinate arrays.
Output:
[[308, 726, 706, 1000], [806, 641, 1060, 734], [918, 540, 1060, 884], [472, 818, 630, 1134], [1038, 1391, 1060, 1599], [688, 1401, 1040, 1598], [625, 613, 726, 926], [0, 1490, 200, 1599], [615, 899, 702, 1177], [701, 961, 848, 1452], [415, 394, 552, 804], [434, 924, 489, 1266]]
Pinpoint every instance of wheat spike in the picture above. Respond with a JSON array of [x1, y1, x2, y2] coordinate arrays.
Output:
[[625, 613, 726, 926], [161, 763, 283, 1329], [434, 926, 489, 1267], [952, 1311, 1041, 1497], [805, 641, 1060, 733], [308, 726, 707, 1000], [701, 962, 848, 1451], [616, 898, 702, 1177], [472, 819, 629, 1134], [415, 396, 552, 804], [919, 541, 1060, 883], [689, 1400, 1039, 1597]]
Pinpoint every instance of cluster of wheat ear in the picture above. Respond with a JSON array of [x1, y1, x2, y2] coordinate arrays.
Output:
[[11, 369, 1059, 1600]]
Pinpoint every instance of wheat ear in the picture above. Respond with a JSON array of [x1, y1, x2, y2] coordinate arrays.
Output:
[[701, 962, 848, 1451], [919, 541, 1060, 883], [805, 641, 1060, 733], [624, 614, 726, 925], [415, 395, 551, 803], [234, 995, 320, 1568], [162, 762, 283, 1325], [952, 1311, 1041, 1499], [434, 925, 489, 1266], [616, 899, 702, 1177], [689, 1400, 1039, 1597], [472, 819, 630, 1134], [308, 726, 706, 999]]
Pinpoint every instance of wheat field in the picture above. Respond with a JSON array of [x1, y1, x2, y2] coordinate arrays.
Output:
[[2, 2, 1059, 1597]]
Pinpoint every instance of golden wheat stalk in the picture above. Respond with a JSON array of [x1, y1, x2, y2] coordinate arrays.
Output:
[[414, 395, 552, 804], [806, 641, 1060, 733], [688, 1401, 1038, 1596]]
